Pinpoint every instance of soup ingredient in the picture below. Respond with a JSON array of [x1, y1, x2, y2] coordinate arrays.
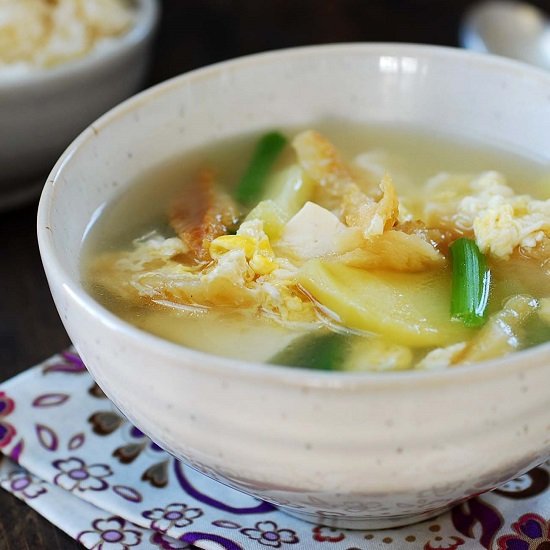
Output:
[[85, 128, 550, 371], [169, 169, 241, 263], [244, 165, 315, 240], [297, 260, 471, 347], [458, 172, 550, 260], [423, 171, 550, 260], [293, 129, 359, 213], [345, 338, 413, 371], [458, 294, 539, 363], [269, 332, 351, 370], [210, 219, 278, 276], [260, 165, 315, 219], [276, 201, 363, 260], [293, 130, 400, 234], [0, 0, 135, 70], [333, 230, 444, 272], [234, 132, 287, 206], [93, 220, 319, 323], [245, 200, 288, 240], [246, 166, 315, 240], [450, 238, 491, 327], [416, 294, 539, 369], [415, 342, 468, 371]]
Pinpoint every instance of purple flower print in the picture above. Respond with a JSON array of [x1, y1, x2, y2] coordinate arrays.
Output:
[[53, 457, 112, 492], [78, 516, 142, 549], [43, 350, 87, 375], [241, 521, 299, 548], [150, 532, 192, 549], [143, 503, 203, 532], [497, 513, 550, 550], [0, 392, 16, 449], [1, 470, 46, 499]]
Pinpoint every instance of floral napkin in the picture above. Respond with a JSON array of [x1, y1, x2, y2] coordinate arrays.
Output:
[[0, 350, 548, 549]]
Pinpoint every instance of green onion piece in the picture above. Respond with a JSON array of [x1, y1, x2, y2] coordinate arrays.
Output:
[[268, 332, 350, 371], [234, 132, 287, 206], [450, 238, 491, 327]]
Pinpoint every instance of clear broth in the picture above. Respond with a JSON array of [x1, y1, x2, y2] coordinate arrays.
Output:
[[83, 123, 550, 365]]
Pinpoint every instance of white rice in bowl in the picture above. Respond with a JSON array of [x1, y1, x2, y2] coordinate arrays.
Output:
[[0, 0, 136, 74]]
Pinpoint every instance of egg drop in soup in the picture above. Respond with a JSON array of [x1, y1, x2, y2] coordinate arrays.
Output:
[[83, 125, 550, 371]]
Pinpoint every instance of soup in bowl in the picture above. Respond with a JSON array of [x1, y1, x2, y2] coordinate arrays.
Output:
[[38, 44, 550, 529]]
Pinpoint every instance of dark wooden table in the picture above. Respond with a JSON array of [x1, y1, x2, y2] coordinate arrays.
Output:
[[1, 0, 549, 547]]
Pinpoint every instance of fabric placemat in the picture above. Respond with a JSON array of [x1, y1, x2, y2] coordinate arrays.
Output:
[[0, 350, 548, 549]]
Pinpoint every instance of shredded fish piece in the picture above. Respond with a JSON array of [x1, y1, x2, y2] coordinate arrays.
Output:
[[292, 130, 399, 237], [169, 169, 241, 263], [292, 130, 360, 209], [343, 174, 399, 237], [332, 231, 444, 272]]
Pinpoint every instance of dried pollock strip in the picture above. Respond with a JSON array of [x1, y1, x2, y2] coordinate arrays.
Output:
[[292, 130, 399, 238], [169, 169, 241, 263], [396, 219, 456, 255], [292, 130, 358, 199], [334, 230, 444, 272], [344, 174, 399, 237]]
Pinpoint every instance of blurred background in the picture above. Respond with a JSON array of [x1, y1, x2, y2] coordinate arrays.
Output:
[[0, 0, 549, 546], [151, 1, 549, 81]]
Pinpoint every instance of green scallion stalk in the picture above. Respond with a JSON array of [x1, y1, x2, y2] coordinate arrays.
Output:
[[450, 237, 491, 327], [234, 131, 287, 207], [268, 332, 350, 371]]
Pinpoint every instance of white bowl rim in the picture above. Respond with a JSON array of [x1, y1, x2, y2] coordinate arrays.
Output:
[[38, 42, 550, 388], [0, 0, 160, 90]]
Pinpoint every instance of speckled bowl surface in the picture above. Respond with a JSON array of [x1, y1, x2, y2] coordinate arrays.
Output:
[[0, 0, 159, 211], [37, 44, 550, 529]]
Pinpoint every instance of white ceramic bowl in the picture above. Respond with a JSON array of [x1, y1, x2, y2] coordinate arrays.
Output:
[[37, 44, 550, 530], [0, 0, 159, 210]]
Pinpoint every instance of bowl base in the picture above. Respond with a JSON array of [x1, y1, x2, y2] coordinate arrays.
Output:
[[279, 504, 450, 530]]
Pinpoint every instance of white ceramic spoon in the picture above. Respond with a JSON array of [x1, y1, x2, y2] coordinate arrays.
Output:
[[461, 0, 550, 70]]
